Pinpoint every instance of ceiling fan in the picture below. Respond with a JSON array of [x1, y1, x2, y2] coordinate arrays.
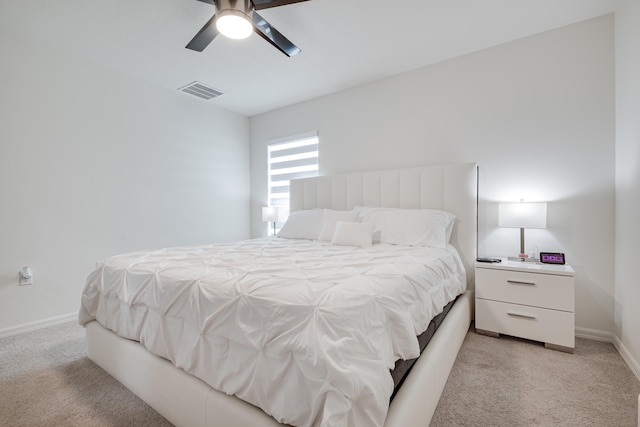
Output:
[[186, 0, 309, 57]]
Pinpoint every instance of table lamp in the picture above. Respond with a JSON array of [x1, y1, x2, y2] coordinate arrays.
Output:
[[499, 201, 547, 262], [262, 206, 279, 236]]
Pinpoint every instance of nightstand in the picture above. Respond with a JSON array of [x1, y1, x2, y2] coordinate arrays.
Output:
[[475, 259, 575, 353]]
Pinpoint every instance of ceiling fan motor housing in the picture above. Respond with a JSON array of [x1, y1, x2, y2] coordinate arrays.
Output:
[[215, 0, 254, 20]]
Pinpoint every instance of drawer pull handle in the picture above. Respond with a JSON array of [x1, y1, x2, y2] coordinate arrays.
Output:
[[507, 279, 536, 286], [507, 311, 536, 320]]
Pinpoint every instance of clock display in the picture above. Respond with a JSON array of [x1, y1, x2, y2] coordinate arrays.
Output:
[[540, 252, 565, 265]]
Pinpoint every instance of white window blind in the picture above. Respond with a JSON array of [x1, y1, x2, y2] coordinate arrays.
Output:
[[268, 132, 319, 215]]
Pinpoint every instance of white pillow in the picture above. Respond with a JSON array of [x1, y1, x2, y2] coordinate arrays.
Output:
[[355, 207, 455, 248], [330, 221, 375, 247], [317, 209, 359, 241], [277, 209, 324, 240]]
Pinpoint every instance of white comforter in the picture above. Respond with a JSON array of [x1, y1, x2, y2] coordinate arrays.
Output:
[[79, 238, 466, 427]]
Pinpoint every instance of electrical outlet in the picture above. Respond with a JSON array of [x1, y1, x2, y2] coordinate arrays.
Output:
[[19, 267, 33, 286]]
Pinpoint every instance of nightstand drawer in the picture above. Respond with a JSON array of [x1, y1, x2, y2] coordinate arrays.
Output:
[[476, 267, 574, 312], [475, 299, 575, 348]]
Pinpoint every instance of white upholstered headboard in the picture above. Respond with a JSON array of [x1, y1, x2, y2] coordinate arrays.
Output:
[[289, 163, 478, 288]]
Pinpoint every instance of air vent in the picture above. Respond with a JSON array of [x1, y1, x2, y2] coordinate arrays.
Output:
[[178, 81, 223, 100]]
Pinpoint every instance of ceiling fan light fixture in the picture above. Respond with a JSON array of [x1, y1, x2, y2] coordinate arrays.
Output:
[[216, 9, 253, 40], [186, 0, 306, 56]]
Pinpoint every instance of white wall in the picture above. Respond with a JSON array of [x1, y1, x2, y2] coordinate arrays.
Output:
[[251, 16, 615, 335], [614, 0, 640, 376], [0, 33, 251, 334]]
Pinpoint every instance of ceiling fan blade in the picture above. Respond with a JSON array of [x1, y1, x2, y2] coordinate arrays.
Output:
[[252, 11, 301, 57], [186, 14, 219, 52], [194, 0, 215, 4], [251, 0, 310, 11]]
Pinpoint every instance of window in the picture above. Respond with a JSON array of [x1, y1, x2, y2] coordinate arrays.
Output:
[[267, 131, 319, 223]]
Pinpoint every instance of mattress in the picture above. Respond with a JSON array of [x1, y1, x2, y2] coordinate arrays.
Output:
[[79, 237, 466, 427], [390, 295, 456, 400]]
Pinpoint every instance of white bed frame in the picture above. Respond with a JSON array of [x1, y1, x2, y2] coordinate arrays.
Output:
[[85, 162, 478, 427]]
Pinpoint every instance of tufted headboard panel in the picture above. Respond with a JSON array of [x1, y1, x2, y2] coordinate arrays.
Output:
[[289, 163, 478, 288]]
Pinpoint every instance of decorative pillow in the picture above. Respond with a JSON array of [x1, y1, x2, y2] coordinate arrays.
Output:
[[355, 206, 455, 248], [318, 209, 359, 241], [277, 209, 324, 240], [330, 221, 375, 247]]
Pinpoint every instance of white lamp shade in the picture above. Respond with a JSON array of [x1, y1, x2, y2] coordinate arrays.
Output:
[[499, 202, 547, 229], [262, 206, 279, 222]]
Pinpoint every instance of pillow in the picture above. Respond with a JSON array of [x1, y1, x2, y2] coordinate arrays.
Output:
[[330, 221, 375, 247], [317, 209, 359, 241], [355, 207, 455, 248], [277, 209, 324, 240]]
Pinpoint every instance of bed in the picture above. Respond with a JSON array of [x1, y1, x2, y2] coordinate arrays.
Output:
[[80, 162, 478, 427]]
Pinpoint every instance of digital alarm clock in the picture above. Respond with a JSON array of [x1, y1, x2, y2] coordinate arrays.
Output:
[[539, 252, 565, 265]]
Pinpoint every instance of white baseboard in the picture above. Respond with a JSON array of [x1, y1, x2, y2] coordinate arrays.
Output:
[[0, 312, 78, 339], [575, 326, 640, 383], [575, 326, 615, 342], [613, 335, 640, 383]]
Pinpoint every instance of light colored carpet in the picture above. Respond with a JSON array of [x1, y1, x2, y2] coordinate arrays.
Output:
[[431, 328, 640, 427], [1, 321, 638, 426], [0, 321, 172, 427]]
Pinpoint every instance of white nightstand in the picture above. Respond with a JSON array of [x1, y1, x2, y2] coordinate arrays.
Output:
[[475, 259, 575, 353]]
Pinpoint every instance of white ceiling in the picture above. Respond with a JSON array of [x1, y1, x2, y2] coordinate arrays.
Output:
[[1, 0, 618, 117]]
